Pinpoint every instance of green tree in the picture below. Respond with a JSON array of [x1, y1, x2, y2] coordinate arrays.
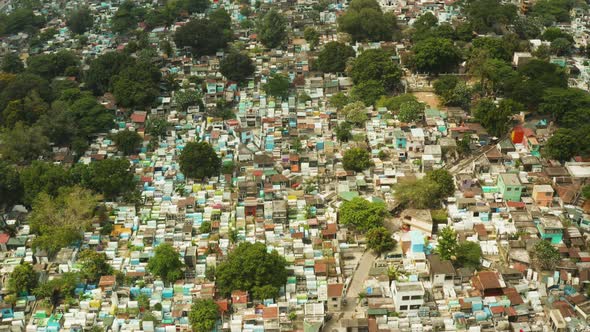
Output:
[[111, 1, 144, 34], [348, 49, 402, 91], [220, 51, 255, 83], [471, 37, 511, 61], [147, 244, 184, 284], [263, 74, 290, 100], [199, 221, 211, 234], [0, 73, 51, 111], [215, 242, 288, 298], [0, 161, 22, 211], [542, 128, 578, 162], [366, 227, 397, 254], [512, 16, 542, 39], [550, 37, 572, 56], [506, 59, 567, 109], [435, 226, 457, 261], [112, 130, 142, 155], [582, 185, 590, 199], [85, 52, 135, 95], [252, 284, 279, 300], [112, 60, 161, 109], [2, 90, 49, 128], [0, 122, 50, 165], [20, 161, 72, 206], [394, 178, 440, 209], [315, 42, 355, 73], [174, 89, 203, 112], [189, 299, 219, 332], [531, 0, 575, 24], [146, 118, 169, 139], [329, 92, 350, 110], [179, 142, 221, 180], [397, 100, 425, 123], [26, 51, 80, 80], [8, 262, 37, 294], [335, 122, 352, 142], [376, 94, 418, 111], [29, 186, 99, 256], [174, 16, 232, 56], [473, 98, 515, 137], [532, 240, 560, 270], [460, 0, 517, 33], [33, 272, 80, 307], [76, 158, 135, 199], [304, 27, 320, 50], [539, 88, 590, 121], [343, 148, 373, 172], [257, 9, 287, 48], [433, 76, 466, 106], [350, 80, 384, 106], [0, 8, 45, 36], [1, 53, 24, 73], [67, 7, 93, 35], [337, 0, 398, 42], [541, 27, 573, 42], [425, 169, 455, 198], [78, 250, 113, 282], [409, 37, 461, 74], [455, 241, 481, 268], [339, 197, 388, 231]]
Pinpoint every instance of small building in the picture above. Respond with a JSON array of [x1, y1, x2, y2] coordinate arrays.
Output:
[[497, 173, 523, 202], [532, 184, 554, 207], [327, 283, 345, 312], [390, 281, 425, 312], [536, 215, 564, 244], [471, 271, 505, 296], [428, 254, 456, 288]]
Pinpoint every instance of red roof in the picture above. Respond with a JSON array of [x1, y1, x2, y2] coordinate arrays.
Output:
[[506, 201, 526, 208], [232, 290, 248, 304], [130, 111, 147, 123], [262, 307, 278, 319], [327, 283, 344, 297], [0, 233, 9, 244]]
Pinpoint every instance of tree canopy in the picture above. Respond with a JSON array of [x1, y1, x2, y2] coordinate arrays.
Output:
[[220, 51, 255, 83], [257, 9, 287, 49], [78, 250, 113, 282], [0, 161, 22, 211], [179, 142, 221, 180], [112, 130, 143, 155], [315, 42, 355, 73], [8, 262, 37, 295], [532, 240, 560, 270], [189, 299, 220, 332], [348, 49, 402, 91], [263, 74, 290, 100], [215, 242, 288, 299], [339, 197, 388, 231], [29, 186, 99, 256], [409, 37, 461, 74], [147, 243, 184, 284], [67, 7, 93, 35], [366, 227, 397, 254], [20, 161, 72, 206], [435, 226, 457, 260], [75, 158, 135, 199], [173, 12, 232, 56], [337, 0, 398, 42], [342, 147, 373, 172]]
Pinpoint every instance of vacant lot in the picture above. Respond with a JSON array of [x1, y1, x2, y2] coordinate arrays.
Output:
[[412, 91, 441, 109]]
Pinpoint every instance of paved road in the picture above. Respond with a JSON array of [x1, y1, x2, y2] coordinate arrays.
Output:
[[323, 250, 377, 332]]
